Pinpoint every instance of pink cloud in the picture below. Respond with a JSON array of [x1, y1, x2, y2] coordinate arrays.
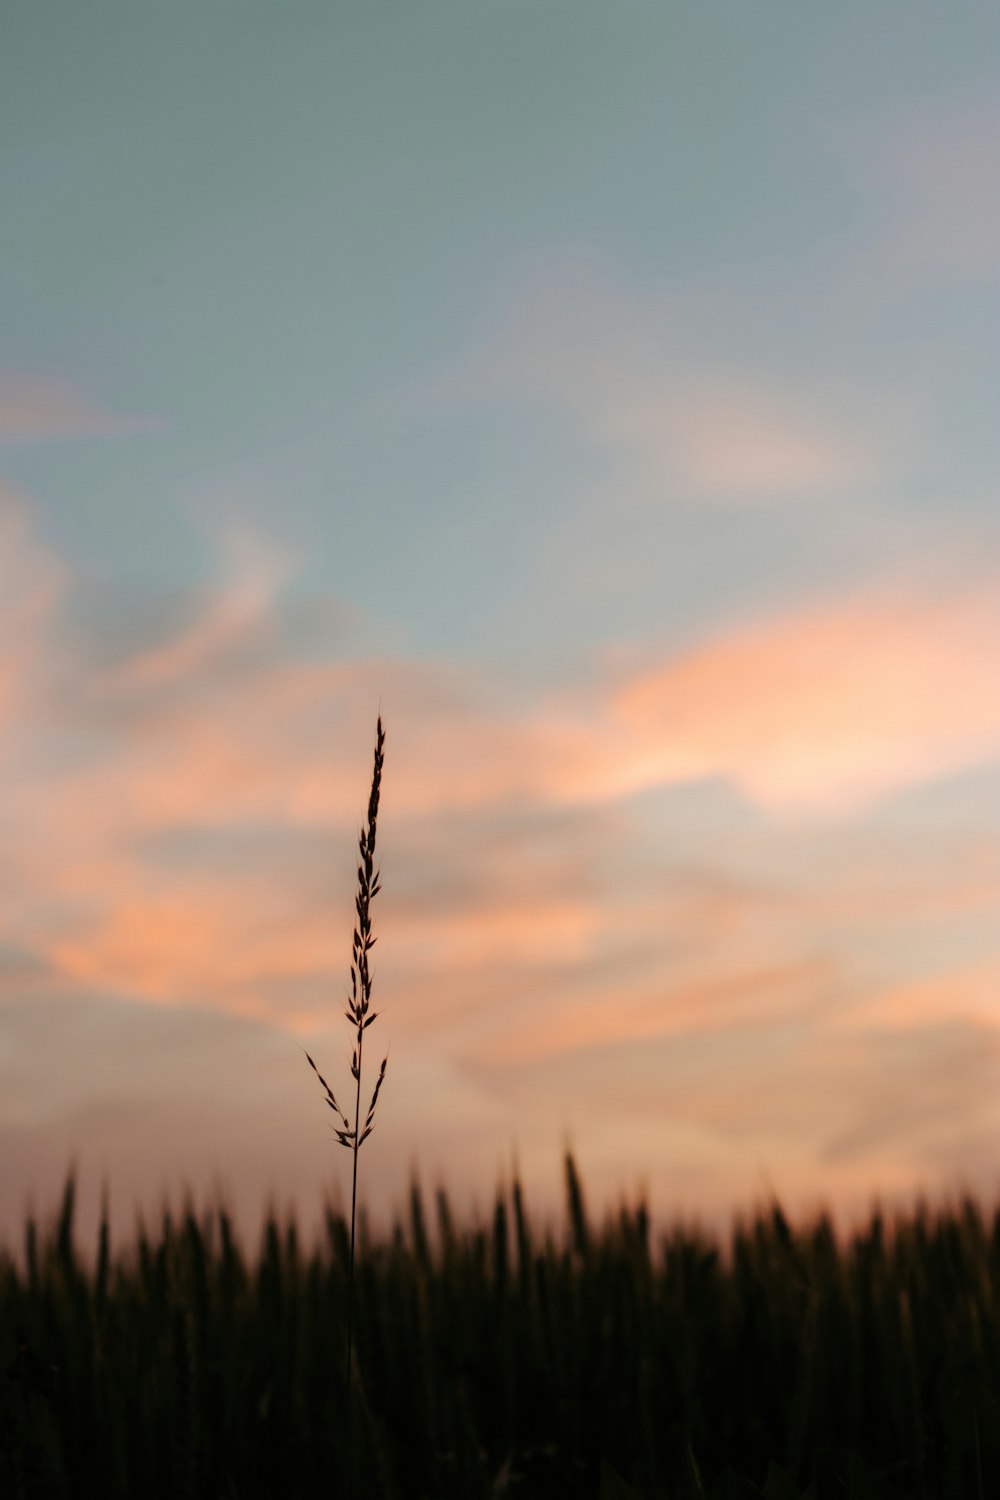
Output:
[[604, 576, 1000, 814], [0, 372, 156, 441], [612, 387, 866, 497], [831, 960, 1000, 1035], [50, 879, 349, 1021], [0, 490, 66, 733], [431, 260, 890, 500]]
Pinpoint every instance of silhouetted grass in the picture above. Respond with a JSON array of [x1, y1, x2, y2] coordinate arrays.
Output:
[[303, 714, 387, 1392], [3, 1159, 1000, 1498]]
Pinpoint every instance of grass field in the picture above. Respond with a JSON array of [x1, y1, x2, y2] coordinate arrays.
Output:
[[3, 1156, 999, 1499]]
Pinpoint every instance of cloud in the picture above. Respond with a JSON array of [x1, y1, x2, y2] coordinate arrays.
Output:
[[831, 960, 1000, 1036], [0, 372, 157, 442], [432, 260, 887, 501], [362, 569, 1000, 822], [469, 957, 838, 1070], [0, 488, 67, 743], [815, 1023, 1000, 1166], [604, 574, 1000, 815], [91, 525, 297, 699], [611, 387, 866, 498]]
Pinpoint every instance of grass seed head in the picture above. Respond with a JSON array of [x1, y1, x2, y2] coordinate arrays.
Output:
[[305, 716, 388, 1155]]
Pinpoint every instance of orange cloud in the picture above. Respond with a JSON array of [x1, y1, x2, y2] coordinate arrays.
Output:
[[830, 960, 1000, 1035], [606, 577, 1000, 814], [46, 865, 608, 1026]]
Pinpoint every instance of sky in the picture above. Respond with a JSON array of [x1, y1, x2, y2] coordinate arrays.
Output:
[[2, 0, 1000, 1251]]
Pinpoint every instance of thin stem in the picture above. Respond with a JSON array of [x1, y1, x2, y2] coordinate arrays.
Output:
[[347, 1019, 363, 1387], [304, 714, 385, 1483], [344, 716, 384, 1392]]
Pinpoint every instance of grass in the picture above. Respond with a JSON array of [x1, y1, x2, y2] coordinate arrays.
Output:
[[303, 714, 387, 1389], [4, 1164, 1000, 1497]]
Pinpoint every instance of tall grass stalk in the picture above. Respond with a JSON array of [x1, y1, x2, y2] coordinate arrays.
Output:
[[304, 716, 387, 1387]]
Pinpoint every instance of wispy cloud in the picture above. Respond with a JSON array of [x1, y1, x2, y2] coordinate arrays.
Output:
[[471, 957, 838, 1069], [0, 372, 158, 442], [94, 526, 295, 698], [432, 261, 893, 502], [607, 386, 865, 498]]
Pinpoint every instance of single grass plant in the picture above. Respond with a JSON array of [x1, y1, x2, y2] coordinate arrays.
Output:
[[303, 715, 387, 1388]]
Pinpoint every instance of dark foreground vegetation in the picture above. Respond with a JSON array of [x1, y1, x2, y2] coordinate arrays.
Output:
[[3, 1158, 999, 1499]]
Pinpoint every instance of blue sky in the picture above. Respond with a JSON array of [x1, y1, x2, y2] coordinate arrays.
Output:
[[2, 1, 1000, 1247]]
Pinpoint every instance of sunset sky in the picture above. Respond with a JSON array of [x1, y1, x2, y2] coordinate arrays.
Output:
[[3, 1, 1000, 1249]]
